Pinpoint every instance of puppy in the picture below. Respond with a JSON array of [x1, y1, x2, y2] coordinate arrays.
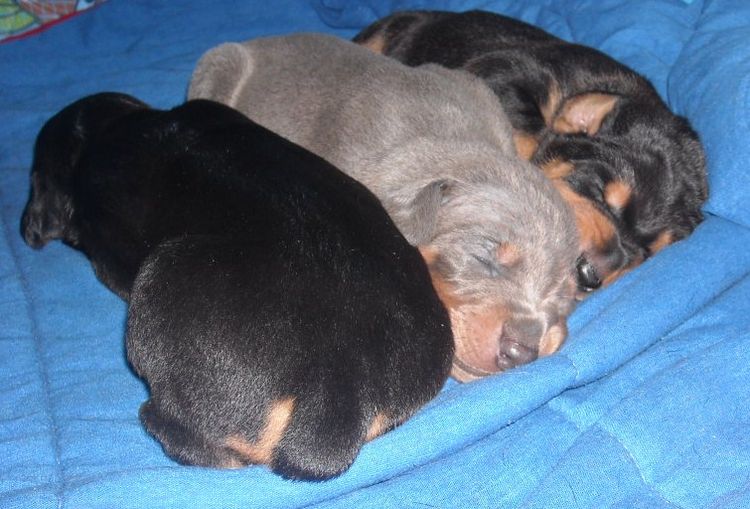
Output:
[[355, 10, 708, 293], [20, 93, 453, 480], [188, 33, 580, 381]]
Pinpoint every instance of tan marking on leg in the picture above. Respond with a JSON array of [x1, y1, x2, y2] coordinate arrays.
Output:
[[541, 80, 563, 126], [224, 397, 296, 466], [648, 230, 674, 254], [541, 159, 575, 180], [365, 413, 390, 442], [604, 180, 632, 210], [221, 456, 245, 469], [358, 33, 386, 54], [513, 131, 539, 160]]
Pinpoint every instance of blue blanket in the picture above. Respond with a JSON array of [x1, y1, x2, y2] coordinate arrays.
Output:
[[1, 1, 748, 507]]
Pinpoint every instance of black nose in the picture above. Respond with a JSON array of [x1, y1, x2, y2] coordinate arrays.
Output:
[[576, 255, 601, 291], [20, 204, 55, 249], [496, 319, 542, 371], [21, 210, 43, 248], [496, 340, 537, 371]]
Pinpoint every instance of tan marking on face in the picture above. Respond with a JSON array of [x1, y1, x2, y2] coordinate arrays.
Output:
[[553, 180, 616, 253], [552, 179, 624, 290], [419, 245, 569, 381], [541, 80, 563, 126], [496, 243, 521, 267], [418, 244, 439, 267], [223, 397, 295, 466], [358, 33, 386, 54], [541, 159, 575, 180], [604, 180, 632, 210], [418, 253, 508, 382], [365, 413, 390, 442], [513, 131, 539, 160], [553, 93, 619, 135], [438, 287, 510, 381], [649, 230, 674, 254], [601, 251, 645, 286], [539, 320, 567, 356]]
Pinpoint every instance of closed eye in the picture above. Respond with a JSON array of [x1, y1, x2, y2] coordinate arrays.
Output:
[[472, 254, 503, 278]]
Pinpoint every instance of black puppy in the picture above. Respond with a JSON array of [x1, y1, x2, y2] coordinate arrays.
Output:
[[355, 10, 708, 292], [20, 93, 453, 480]]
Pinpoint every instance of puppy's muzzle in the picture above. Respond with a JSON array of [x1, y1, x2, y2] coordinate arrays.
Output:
[[20, 201, 63, 249]]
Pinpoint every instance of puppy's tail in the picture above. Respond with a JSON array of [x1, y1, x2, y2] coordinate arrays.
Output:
[[188, 43, 254, 108]]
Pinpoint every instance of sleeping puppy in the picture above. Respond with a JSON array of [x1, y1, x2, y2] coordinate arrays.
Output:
[[354, 10, 708, 293], [20, 93, 453, 480], [188, 33, 580, 381]]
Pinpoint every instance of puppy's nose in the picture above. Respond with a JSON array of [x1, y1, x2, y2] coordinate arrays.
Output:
[[576, 255, 601, 291], [496, 319, 542, 371], [21, 210, 45, 249]]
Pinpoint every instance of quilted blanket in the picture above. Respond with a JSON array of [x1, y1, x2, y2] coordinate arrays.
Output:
[[1, 0, 748, 507]]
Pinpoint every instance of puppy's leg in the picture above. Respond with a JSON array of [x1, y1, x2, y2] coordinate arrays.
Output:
[[271, 390, 368, 480], [140, 399, 248, 468]]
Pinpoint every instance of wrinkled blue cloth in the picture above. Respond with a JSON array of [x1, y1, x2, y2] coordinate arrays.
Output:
[[1, 1, 748, 507]]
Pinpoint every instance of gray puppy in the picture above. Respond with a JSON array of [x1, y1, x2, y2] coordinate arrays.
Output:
[[189, 33, 579, 381]]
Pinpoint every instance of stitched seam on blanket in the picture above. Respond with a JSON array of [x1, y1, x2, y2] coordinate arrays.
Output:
[[512, 407, 689, 509], [596, 424, 689, 509], [513, 408, 588, 508], [0, 193, 66, 508]]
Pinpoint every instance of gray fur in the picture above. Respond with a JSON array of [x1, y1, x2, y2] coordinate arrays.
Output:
[[189, 33, 579, 380]]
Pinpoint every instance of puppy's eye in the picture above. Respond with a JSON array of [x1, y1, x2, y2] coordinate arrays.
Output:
[[472, 254, 503, 278]]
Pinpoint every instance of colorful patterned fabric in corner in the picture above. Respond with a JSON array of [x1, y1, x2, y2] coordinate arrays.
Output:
[[1, 0, 105, 42]]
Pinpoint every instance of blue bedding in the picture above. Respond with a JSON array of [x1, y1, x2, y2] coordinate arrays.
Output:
[[1, 1, 748, 507]]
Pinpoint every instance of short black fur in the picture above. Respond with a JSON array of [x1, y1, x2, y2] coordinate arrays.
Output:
[[20, 93, 453, 480]]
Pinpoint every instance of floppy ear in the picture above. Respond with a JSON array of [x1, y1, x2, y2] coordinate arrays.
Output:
[[188, 43, 253, 107], [552, 93, 619, 135], [399, 179, 453, 245]]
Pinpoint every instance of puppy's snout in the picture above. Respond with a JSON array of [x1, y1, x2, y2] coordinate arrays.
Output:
[[496, 319, 542, 370], [21, 207, 46, 249]]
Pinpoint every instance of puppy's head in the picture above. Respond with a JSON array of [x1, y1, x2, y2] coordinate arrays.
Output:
[[392, 147, 579, 382], [21, 93, 148, 248], [533, 138, 643, 295], [532, 123, 706, 295]]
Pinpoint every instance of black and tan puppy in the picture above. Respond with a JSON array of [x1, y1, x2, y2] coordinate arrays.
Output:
[[355, 10, 708, 292], [20, 93, 453, 480]]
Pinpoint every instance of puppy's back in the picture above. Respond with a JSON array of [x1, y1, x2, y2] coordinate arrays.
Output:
[[114, 99, 453, 479], [189, 33, 517, 167]]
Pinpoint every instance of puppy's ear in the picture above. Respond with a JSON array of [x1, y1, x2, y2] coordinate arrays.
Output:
[[552, 93, 619, 135], [400, 179, 453, 245], [188, 43, 253, 107]]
